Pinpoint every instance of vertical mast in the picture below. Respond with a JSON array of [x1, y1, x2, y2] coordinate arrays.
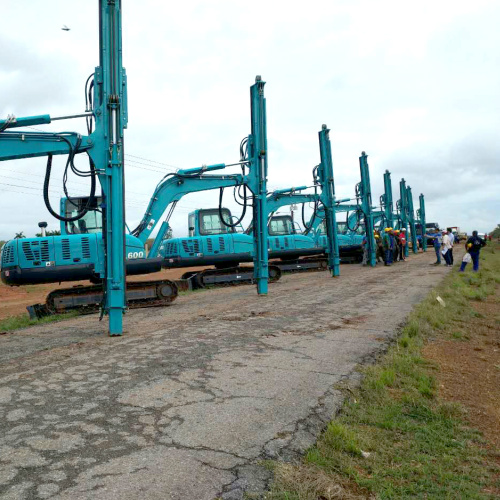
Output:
[[318, 125, 340, 276], [399, 179, 409, 258], [417, 193, 427, 252], [383, 170, 394, 229], [249, 76, 269, 294], [359, 152, 376, 267], [91, 0, 128, 335], [406, 185, 418, 254]]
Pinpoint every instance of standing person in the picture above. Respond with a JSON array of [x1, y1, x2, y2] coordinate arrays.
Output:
[[399, 229, 407, 261], [426, 229, 442, 265], [382, 228, 393, 266], [393, 230, 400, 262], [448, 231, 455, 264], [375, 231, 385, 264], [459, 230, 486, 272], [441, 230, 452, 266], [361, 234, 368, 266]]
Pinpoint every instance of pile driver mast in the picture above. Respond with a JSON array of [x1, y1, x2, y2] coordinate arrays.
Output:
[[249, 77, 270, 294], [417, 194, 427, 251], [397, 178, 410, 258], [358, 152, 376, 267], [317, 125, 340, 276], [406, 185, 418, 254], [380, 170, 394, 229], [0, 0, 128, 335]]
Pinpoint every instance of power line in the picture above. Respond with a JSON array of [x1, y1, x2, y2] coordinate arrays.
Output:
[[125, 153, 179, 170]]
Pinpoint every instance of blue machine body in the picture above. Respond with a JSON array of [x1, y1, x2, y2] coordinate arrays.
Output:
[[161, 206, 323, 268], [1, 76, 271, 314], [161, 124, 341, 276], [1, 196, 147, 285], [0, 1, 129, 334], [307, 151, 378, 265]]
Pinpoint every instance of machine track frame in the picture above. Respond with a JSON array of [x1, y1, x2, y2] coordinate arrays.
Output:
[[181, 265, 281, 290], [27, 279, 178, 319]]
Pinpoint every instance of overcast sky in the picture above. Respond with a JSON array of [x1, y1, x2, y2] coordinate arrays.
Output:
[[1, 0, 499, 241]]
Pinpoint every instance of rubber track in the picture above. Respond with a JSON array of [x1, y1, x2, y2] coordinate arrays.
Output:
[[45, 279, 178, 315], [182, 265, 281, 289]]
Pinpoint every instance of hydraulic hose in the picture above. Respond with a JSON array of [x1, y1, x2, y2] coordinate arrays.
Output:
[[346, 209, 362, 232], [43, 154, 96, 222], [302, 199, 319, 235], [219, 185, 247, 228]]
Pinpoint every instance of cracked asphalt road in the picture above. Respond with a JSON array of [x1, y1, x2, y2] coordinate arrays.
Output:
[[0, 252, 448, 499]]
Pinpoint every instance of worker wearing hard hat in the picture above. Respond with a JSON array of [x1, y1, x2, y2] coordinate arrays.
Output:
[[382, 227, 393, 266], [374, 230, 384, 263], [393, 230, 400, 262], [399, 228, 407, 261]]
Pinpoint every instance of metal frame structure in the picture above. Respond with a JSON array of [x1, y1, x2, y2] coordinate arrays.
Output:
[[406, 185, 418, 254], [0, 1, 127, 335], [0, 4, 270, 334], [417, 193, 427, 251], [379, 170, 394, 229], [357, 152, 376, 266], [316, 125, 340, 276]]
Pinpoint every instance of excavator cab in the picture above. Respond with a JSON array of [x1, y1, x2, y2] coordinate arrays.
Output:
[[188, 208, 236, 237], [268, 215, 296, 236], [61, 196, 103, 236]]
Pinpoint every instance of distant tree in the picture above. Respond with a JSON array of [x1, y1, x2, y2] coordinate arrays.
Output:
[[14, 232, 25, 239], [490, 224, 500, 239], [35, 230, 61, 237], [0, 240, 6, 250], [165, 227, 173, 240]]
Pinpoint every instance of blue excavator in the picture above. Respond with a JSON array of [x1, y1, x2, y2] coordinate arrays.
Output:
[[1, 75, 273, 316], [372, 171, 421, 257], [158, 124, 342, 286], [0, 2, 271, 335], [308, 151, 377, 266]]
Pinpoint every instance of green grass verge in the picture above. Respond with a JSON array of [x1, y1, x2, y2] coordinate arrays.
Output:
[[267, 244, 500, 500], [0, 311, 79, 332]]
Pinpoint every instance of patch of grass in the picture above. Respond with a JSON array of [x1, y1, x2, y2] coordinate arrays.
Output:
[[0, 311, 78, 332], [267, 245, 500, 500]]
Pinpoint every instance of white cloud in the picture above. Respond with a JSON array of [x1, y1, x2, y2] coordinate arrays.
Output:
[[1, 0, 499, 241]]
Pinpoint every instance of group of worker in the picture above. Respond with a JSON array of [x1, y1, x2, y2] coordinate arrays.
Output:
[[361, 227, 488, 272], [426, 228, 487, 272], [361, 227, 408, 266]]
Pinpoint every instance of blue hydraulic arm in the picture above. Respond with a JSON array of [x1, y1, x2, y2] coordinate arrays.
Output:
[[417, 194, 427, 251], [266, 187, 316, 215], [317, 125, 340, 276], [406, 185, 418, 254], [0, 0, 128, 336], [132, 77, 269, 294]]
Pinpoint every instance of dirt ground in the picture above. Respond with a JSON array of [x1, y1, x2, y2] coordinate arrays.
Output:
[[423, 288, 500, 451]]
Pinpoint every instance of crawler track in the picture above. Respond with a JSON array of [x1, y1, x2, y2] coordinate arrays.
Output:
[[27, 279, 178, 319]]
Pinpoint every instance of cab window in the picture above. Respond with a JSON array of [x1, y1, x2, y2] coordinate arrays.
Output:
[[269, 216, 294, 236], [65, 197, 103, 235], [198, 209, 234, 236]]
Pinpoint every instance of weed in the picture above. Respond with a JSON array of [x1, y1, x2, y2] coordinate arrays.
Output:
[[0, 311, 78, 332]]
